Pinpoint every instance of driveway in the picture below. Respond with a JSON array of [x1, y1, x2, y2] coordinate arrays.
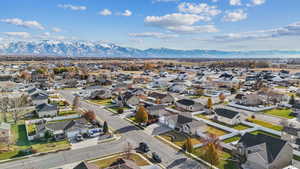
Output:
[[144, 123, 172, 136]]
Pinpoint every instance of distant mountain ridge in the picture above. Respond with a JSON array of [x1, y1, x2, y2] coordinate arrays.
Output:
[[0, 40, 300, 58]]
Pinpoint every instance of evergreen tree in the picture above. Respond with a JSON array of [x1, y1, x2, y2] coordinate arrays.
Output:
[[103, 121, 109, 134]]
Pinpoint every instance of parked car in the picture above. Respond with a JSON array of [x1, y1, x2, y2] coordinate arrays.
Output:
[[152, 152, 162, 163], [76, 134, 84, 142], [139, 142, 150, 153]]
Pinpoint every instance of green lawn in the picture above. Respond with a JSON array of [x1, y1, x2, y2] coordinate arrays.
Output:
[[159, 131, 202, 148], [107, 106, 130, 113], [213, 120, 251, 131], [247, 118, 283, 131], [89, 99, 113, 106], [194, 147, 238, 169], [90, 153, 149, 168], [206, 126, 229, 137], [0, 124, 70, 160], [195, 114, 211, 120], [250, 130, 280, 138], [223, 136, 241, 143], [263, 108, 294, 119]]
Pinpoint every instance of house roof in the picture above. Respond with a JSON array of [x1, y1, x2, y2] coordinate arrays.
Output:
[[73, 161, 98, 169], [46, 118, 91, 132], [176, 99, 195, 106], [31, 92, 48, 100], [214, 108, 240, 119], [36, 103, 57, 112], [149, 92, 167, 99], [177, 115, 193, 124], [283, 126, 300, 136], [238, 133, 287, 163]]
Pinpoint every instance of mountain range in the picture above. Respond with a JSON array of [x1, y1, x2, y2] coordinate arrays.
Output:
[[0, 40, 300, 58]]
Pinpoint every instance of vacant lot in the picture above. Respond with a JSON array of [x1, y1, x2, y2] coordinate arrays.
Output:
[[247, 118, 283, 131], [263, 108, 294, 119]]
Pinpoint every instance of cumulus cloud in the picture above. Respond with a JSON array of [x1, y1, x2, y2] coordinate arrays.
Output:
[[211, 21, 300, 42], [58, 4, 87, 11], [99, 9, 112, 16], [248, 0, 266, 6], [145, 13, 217, 34], [121, 10, 132, 16], [229, 0, 242, 6], [52, 27, 62, 32], [178, 2, 221, 17], [223, 9, 247, 22], [0, 18, 45, 30], [3, 32, 31, 39], [129, 32, 178, 39]]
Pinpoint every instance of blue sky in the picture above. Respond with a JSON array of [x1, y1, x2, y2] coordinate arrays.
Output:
[[0, 0, 300, 51]]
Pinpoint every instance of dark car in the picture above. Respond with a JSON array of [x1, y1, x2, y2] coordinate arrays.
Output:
[[139, 142, 150, 153], [152, 152, 162, 163]]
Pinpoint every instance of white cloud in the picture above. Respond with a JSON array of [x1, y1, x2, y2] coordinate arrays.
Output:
[[0, 18, 45, 30], [212, 21, 300, 42], [129, 32, 178, 39], [3, 32, 31, 38], [52, 27, 62, 32], [166, 25, 218, 33], [121, 10, 132, 16], [223, 9, 247, 22], [250, 0, 266, 6], [58, 4, 87, 11], [99, 9, 112, 16], [145, 13, 210, 27], [178, 2, 221, 17], [229, 0, 242, 6], [145, 13, 217, 34]]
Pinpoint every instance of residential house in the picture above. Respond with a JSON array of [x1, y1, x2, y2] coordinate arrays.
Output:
[[148, 92, 174, 104], [237, 133, 293, 169], [0, 122, 11, 142], [105, 158, 141, 169], [40, 118, 96, 140], [214, 108, 241, 125], [73, 161, 98, 169], [281, 126, 300, 147], [160, 114, 207, 136], [89, 89, 112, 100], [175, 99, 204, 112], [114, 92, 139, 107], [31, 92, 49, 105], [36, 103, 58, 118]]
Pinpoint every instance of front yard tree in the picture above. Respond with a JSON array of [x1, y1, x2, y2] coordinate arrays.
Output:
[[203, 134, 221, 167], [84, 110, 96, 121], [135, 106, 148, 124], [184, 137, 193, 153], [72, 96, 80, 110], [289, 95, 295, 105], [207, 98, 213, 109], [219, 93, 226, 103], [103, 121, 109, 134]]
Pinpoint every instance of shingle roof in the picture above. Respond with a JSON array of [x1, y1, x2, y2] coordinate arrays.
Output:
[[73, 161, 98, 169], [31, 92, 48, 100], [149, 92, 167, 99], [238, 133, 287, 163], [36, 103, 57, 112], [176, 99, 195, 106], [214, 108, 239, 119]]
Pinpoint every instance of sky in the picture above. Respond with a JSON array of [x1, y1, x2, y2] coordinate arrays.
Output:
[[0, 0, 300, 51]]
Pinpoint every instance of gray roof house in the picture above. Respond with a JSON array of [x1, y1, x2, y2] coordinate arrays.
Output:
[[36, 103, 58, 118], [175, 99, 204, 112], [237, 133, 293, 169], [31, 92, 49, 105], [214, 108, 241, 125]]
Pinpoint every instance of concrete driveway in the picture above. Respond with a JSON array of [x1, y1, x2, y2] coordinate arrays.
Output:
[[145, 123, 172, 136]]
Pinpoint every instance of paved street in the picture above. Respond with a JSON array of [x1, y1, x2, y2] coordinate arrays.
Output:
[[60, 90, 207, 169], [0, 90, 207, 169]]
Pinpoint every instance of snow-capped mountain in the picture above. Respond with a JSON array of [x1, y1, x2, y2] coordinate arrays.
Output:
[[0, 40, 300, 58]]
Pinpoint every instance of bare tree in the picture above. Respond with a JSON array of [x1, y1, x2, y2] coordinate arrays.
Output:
[[0, 97, 9, 122], [124, 142, 133, 160]]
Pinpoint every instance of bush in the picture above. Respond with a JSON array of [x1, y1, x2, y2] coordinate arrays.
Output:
[[117, 108, 124, 114]]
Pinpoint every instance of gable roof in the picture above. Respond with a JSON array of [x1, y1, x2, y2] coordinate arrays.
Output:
[[214, 108, 239, 119], [239, 133, 287, 164], [149, 92, 168, 99], [36, 103, 57, 112], [176, 99, 195, 106], [31, 92, 48, 100], [73, 161, 98, 169]]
